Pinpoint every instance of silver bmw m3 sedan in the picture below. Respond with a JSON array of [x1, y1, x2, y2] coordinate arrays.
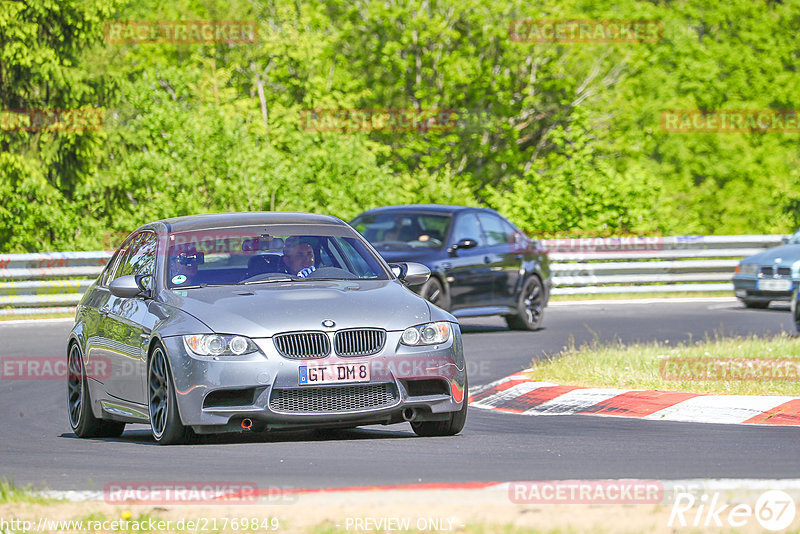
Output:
[[67, 212, 467, 444]]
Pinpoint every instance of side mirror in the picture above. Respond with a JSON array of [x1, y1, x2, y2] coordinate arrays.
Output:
[[448, 238, 478, 256], [388, 262, 431, 286], [109, 274, 149, 298]]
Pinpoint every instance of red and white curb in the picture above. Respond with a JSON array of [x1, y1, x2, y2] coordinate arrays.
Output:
[[468, 372, 800, 426]]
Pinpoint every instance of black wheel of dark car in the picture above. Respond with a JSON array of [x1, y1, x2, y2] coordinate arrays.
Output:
[[421, 277, 450, 310], [148, 345, 191, 445], [411, 376, 468, 437], [67, 344, 125, 438], [505, 276, 544, 331], [743, 299, 770, 309]]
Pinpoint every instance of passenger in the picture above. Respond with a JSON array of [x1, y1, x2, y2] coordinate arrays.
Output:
[[283, 237, 316, 278]]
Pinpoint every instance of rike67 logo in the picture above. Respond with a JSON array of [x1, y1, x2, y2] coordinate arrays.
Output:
[[669, 490, 796, 531]]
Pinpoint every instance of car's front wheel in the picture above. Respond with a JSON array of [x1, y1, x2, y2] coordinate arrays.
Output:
[[67, 343, 125, 438], [411, 377, 468, 437], [420, 277, 450, 311], [149, 345, 191, 445], [505, 276, 544, 330]]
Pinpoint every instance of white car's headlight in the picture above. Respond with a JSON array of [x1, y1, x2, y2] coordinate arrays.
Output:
[[401, 322, 452, 346], [738, 263, 759, 275], [183, 334, 259, 356]]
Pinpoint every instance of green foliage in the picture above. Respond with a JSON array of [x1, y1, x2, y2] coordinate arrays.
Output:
[[1, 0, 799, 252]]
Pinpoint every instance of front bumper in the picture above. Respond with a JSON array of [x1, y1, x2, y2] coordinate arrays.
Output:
[[732, 275, 793, 301], [161, 325, 466, 433]]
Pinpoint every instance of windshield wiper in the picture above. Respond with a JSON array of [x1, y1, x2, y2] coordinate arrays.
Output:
[[173, 283, 232, 289], [242, 278, 296, 285]]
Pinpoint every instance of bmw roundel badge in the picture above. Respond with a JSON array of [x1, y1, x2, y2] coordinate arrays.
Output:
[[322, 320, 335, 328]]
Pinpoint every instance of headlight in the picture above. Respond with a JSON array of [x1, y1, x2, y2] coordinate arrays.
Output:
[[738, 263, 759, 275], [183, 334, 259, 356], [401, 322, 452, 346]]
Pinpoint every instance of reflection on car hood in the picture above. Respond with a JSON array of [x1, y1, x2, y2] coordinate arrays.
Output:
[[159, 280, 431, 337], [744, 245, 800, 265]]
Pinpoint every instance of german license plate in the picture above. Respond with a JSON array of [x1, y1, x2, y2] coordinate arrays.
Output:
[[757, 279, 792, 292], [299, 363, 370, 385]]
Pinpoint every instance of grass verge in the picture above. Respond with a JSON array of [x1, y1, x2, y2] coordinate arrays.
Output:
[[0, 312, 74, 321], [526, 333, 800, 396], [549, 290, 734, 301], [0, 480, 53, 504]]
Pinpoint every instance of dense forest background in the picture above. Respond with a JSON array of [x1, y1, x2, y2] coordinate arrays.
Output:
[[1, 0, 799, 252]]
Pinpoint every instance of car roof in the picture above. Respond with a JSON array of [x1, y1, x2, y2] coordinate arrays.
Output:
[[355, 204, 494, 216], [155, 212, 345, 232]]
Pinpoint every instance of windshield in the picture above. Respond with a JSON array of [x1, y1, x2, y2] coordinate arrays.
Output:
[[350, 212, 451, 249], [166, 226, 389, 289], [789, 230, 800, 245]]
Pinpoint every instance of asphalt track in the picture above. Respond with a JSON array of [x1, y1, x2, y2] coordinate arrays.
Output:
[[1, 299, 799, 491]]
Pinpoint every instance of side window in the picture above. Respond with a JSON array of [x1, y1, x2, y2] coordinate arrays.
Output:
[[110, 233, 157, 286], [477, 213, 510, 246], [100, 249, 124, 287], [450, 213, 483, 246]]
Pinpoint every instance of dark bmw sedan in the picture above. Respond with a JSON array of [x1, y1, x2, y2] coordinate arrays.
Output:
[[350, 205, 551, 330]]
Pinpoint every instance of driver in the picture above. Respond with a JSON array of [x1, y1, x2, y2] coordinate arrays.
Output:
[[283, 237, 316, 278]]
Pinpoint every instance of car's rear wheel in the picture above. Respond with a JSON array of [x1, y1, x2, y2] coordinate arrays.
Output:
[[505, 276, 544, 330], [67, 343, 125, 438], [411, 376, 468, 437], [421, 277, 450, 311], [149, 345, 191, 445], [743, 298, 770, 309]]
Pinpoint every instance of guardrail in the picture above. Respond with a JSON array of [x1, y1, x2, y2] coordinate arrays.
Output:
[[0, 235, 788, 315]]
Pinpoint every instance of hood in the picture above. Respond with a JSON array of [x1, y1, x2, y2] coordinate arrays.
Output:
[[158, 279, 431, 337], [743, 244, 800, 265]]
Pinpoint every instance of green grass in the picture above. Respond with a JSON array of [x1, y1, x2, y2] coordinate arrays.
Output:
[[526, 333, 800, 396], [0, 479, 53, 504], [549, 290, 733, 301], [0, 312, 74, 321]]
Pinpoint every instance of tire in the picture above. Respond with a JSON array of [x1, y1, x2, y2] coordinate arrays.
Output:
[[742, 299, 770, 309], [411, 376, 468, 437], [421, 277, 450, 311], [67, 343, 125, 439], [505, 276, 545, 331], [148, 344, 192, 445]]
